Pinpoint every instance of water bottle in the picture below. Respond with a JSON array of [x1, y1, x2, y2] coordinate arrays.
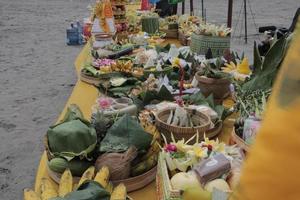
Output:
[[66, 23, 79, 45]]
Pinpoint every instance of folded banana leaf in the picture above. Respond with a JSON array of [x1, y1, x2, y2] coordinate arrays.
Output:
[[61, 104, 84, 123], [47, 119, 97, 161], [99, 114, 152, 153], [140, 85, 174, 105], [50, 181, 110, 200], [155, 43, 171, 53], [96, 77, 140, 98]]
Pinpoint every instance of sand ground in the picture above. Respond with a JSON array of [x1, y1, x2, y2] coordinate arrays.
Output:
[[0, 0, 298, 199]]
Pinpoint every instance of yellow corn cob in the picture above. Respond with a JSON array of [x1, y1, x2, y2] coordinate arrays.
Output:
[[73, 183, 78, 191], [110, 183, 127, 200], [58, 169, 73, 197], [94, 166, 110, 188], [142, 141, 160, 161], [40, 178, 58, 200], [106, 182, 114, 194], [78, 166, 95, 187], [23, 188, 41, 200]]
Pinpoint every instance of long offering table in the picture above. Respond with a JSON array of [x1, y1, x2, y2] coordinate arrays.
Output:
[[34, 39, 235, 199]]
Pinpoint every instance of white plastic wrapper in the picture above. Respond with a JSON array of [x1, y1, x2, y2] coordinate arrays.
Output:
[[150, 102, 218, 123], [168, 44, 179, 58]]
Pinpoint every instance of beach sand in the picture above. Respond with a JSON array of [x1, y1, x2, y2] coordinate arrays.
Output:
[[0, 0, 298, 199]]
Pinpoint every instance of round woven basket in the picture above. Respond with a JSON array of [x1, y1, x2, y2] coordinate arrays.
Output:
[[80, 70, 122, 85], [45, 135, 156, 191], [230, 128, 250, 153], [190, 33, 230, 57], [155, 107, 212, 143], [46, 162, 157, 192], [160, 29, 178, 39], [44, 135, 54, 161], [195, 71, 231, 100], [80, 70, 102, 85], [112, 166, 157, 192]]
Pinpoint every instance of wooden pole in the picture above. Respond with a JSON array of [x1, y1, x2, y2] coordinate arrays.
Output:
[[227, 0, 233, 28], [190, 0, 194, 15], [201, 0, 204, 19], [244, 0, 248, 43]]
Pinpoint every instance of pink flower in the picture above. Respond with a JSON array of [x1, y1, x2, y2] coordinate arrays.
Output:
[[98, 98, 112, 110], [175, 96, 184, 107], [164, 144, 177, 152], [92, 59, 115, 69]]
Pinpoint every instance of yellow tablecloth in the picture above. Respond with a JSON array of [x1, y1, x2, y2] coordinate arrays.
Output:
[[34, 39, 235, 199]]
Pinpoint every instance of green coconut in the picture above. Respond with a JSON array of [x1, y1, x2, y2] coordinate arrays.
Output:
[[47, 119, 97, 161]]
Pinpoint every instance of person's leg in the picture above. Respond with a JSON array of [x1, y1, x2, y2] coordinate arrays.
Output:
[[171, 3, 178, 15]]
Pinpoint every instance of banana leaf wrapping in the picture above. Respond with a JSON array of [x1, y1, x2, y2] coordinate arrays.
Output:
[[61, 104, 84, 123], [47, 106, 97, 161], [99, 114, 153, 153], [95, 147, 138, 180], [140, 85, 174, 105], [50, 180, 110, 200]]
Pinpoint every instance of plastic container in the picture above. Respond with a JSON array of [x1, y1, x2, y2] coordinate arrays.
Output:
[[83, 18, 92, 40], [66, 23, 79, 45]]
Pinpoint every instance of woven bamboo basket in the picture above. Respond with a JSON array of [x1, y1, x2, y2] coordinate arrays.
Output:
[[45, 136, 157, 192], [80, 70, 102, 85], [112, 166, 157, 192], [195, 71, 231, 100], [157, 151, 234, 200], [80, 70, 122, 85], [178, 30, 190, 46], [156, 153, 182, 200], [190, 33, 230, 57], [47, 163, 156, 192], [155, 108, 213, 143], [160, 29, 178, 39], [230, 128, 251, 153]]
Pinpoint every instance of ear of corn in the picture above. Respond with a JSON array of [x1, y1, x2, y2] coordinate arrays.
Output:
[[110, 183, 127, 200], [106, 182, 114, 194], [40, 178, 58, 200], [78, 166, 95, 187], [23, 188, 41, 200], [73, 183, 78, 191], [58, 169, 73, 197], [94, 166, 110, 188]]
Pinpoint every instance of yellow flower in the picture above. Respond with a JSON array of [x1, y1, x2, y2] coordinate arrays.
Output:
[[215, 142, 226, 153], [204, 136, 226, 153], [175, 140, 187, 152], [193, 146, 207, 158], [172, 57, 181, 68], [204, 136, 216, 146], [237, 58, 251, 75]]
